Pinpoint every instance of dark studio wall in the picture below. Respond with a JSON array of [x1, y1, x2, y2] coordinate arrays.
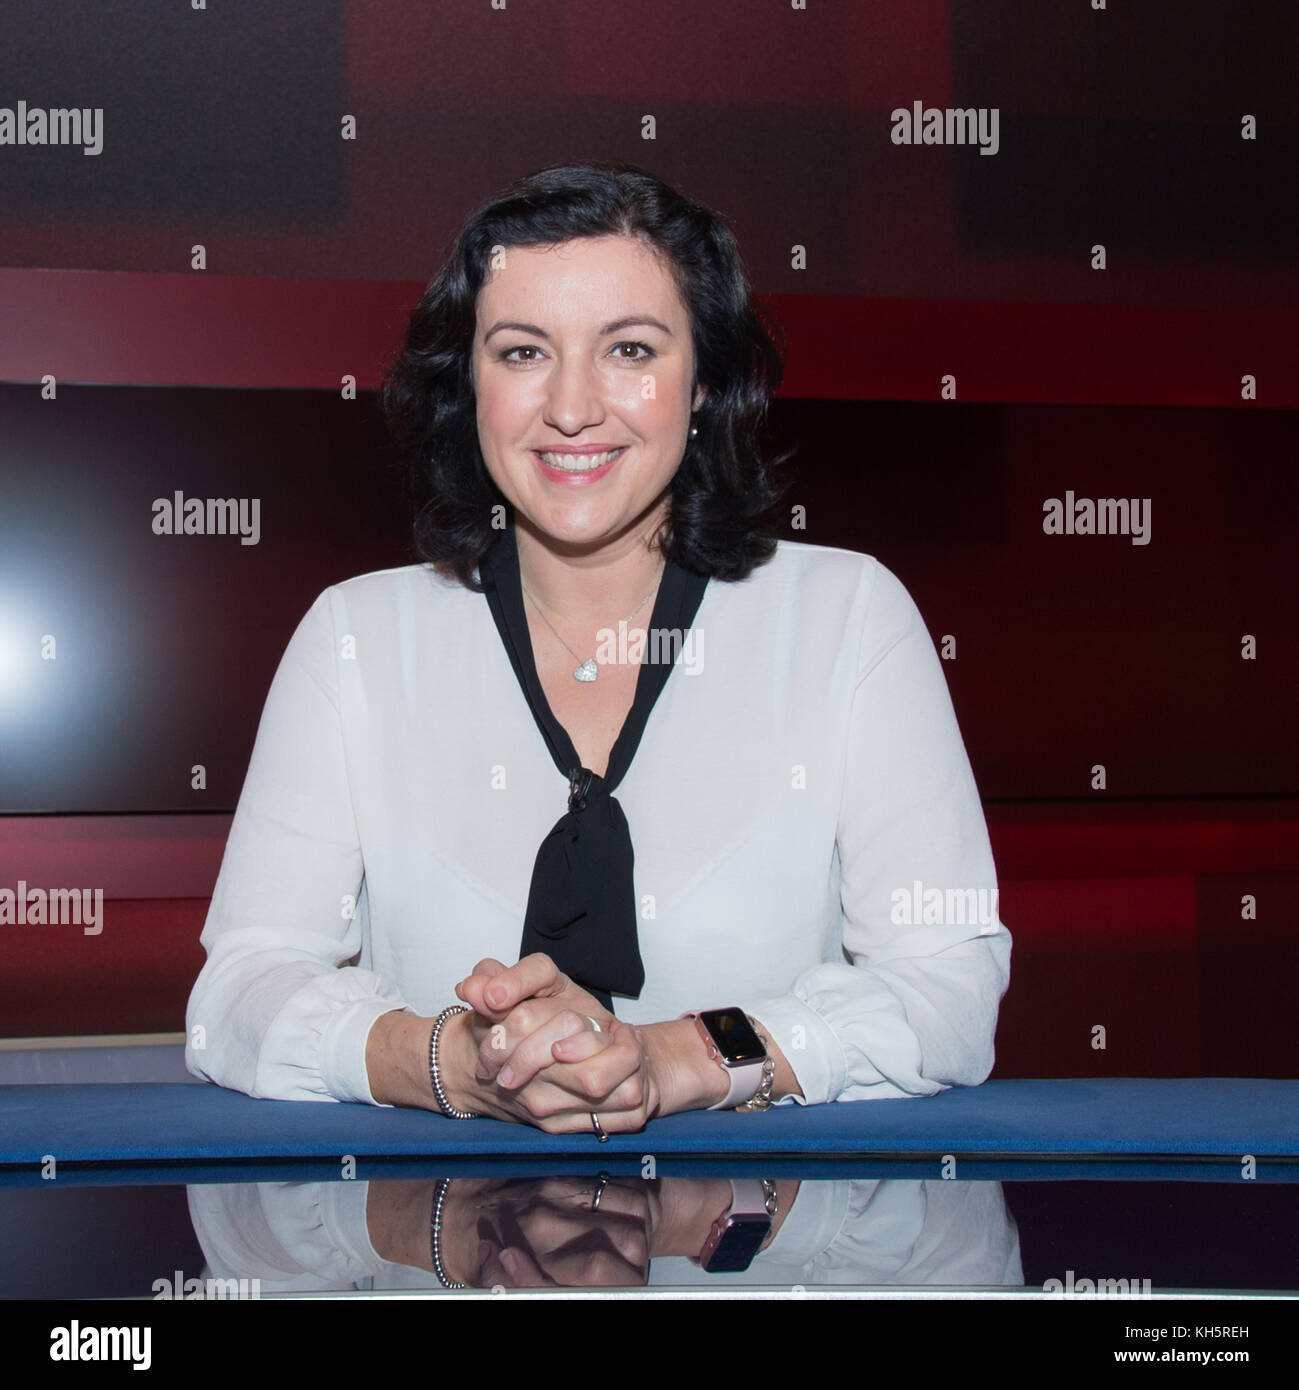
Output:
[[0, 2, 1295, 1073]]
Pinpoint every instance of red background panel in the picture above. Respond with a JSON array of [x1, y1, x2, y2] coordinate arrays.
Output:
[[2, 270, 1296, 407], [990, 876, 1201, 1078]]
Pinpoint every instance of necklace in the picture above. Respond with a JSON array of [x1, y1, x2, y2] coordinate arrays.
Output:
[[522, 561, 665, 682]]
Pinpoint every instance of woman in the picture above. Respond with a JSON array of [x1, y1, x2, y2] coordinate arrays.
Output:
[[185, 160, 1011, 1137]]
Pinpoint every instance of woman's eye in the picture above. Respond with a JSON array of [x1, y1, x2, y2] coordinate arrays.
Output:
[[498, 341, 655, 364]]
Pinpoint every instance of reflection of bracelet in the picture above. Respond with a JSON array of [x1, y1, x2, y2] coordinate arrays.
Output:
[[735, 1031, 776, 1111], [429, 1178, 464, 1289], [428, 1005, 480, 1119], [758, 1179, 780, 1250]]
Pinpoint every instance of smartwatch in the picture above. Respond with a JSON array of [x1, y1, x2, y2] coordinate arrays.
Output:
[[682, 1008, 768, 1110], [697, 1180, 775, 1273]]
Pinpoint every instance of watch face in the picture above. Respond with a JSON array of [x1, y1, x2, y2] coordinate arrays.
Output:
[[699, 1009, 766, 1066], [701, 1215, 770, 1273]]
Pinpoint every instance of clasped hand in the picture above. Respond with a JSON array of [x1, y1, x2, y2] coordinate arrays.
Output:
[[453, 953, 660, 1134]]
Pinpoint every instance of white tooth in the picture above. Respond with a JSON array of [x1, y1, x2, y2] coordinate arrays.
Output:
[[540, 449, 619, 471]]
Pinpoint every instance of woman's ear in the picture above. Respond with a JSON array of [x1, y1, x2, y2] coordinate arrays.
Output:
[[692, 383, 708, 413]]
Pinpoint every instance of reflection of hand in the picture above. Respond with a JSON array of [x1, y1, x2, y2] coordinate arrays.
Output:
[[448, 954, 660, 1133], [365, 1175, 802, 1288], [469, 1178, 650, 1284], [457, 1177, 653, 1289]]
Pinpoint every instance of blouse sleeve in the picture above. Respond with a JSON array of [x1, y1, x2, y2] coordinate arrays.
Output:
[[186, 1181, 387, 1293], [736, 1178, 1022, 1288], [736, 559, 1012, 1105], [185, 588, 407, 1105]]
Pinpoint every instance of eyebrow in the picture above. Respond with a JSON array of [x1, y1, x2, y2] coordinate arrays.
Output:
[[483, 315, 675, 343]]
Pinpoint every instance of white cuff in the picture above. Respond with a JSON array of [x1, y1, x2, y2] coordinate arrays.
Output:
[[735, 992, 847, 1106]]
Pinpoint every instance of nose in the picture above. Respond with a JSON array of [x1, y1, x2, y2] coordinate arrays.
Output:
[[541, 351, 606, 436]]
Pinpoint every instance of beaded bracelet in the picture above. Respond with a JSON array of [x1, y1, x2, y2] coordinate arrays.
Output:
[[429, 1177, 464, 1289], [427, 1004, 480, 1119]]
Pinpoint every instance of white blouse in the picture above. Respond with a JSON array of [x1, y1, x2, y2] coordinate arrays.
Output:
[[184, 539, 1012, 1108]]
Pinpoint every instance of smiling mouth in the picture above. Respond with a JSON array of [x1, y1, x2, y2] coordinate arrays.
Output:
[[533, 447, 627, 474]]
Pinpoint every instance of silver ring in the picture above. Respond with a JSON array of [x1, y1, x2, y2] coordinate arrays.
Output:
[[590, 1173, 609, 1210], [590, 1112, 609, 1143]]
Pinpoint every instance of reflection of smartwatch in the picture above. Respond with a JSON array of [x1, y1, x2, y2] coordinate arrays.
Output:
[[698, 1180, 775, 1273], [682, 1008, 767, 1110]]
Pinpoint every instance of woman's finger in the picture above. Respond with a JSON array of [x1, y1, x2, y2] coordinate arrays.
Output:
[[513, 1024, 646, 1111], [549, 1027, 611, 1064], [475, 1005, 594, 1082], [454, 957, 509, 1011], [482, 952, 564, 1012], [496, 1011, 607, 1091], [456, 954, 563, 1018], [568, 1020, 651, 1112], [470, 957, 509, 978]]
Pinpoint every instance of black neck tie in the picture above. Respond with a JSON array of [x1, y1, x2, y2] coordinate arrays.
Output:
[[478, 521, 709, 1011]]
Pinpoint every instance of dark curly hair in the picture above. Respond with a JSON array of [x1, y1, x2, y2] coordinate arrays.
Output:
[[379, 159, 792, 591]]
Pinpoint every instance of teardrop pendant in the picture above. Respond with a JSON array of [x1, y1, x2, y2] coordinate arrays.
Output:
[[573, 658, 599, 682]]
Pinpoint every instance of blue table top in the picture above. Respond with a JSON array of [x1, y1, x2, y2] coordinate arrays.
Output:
[[2, 1077, 1295, 1168]]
